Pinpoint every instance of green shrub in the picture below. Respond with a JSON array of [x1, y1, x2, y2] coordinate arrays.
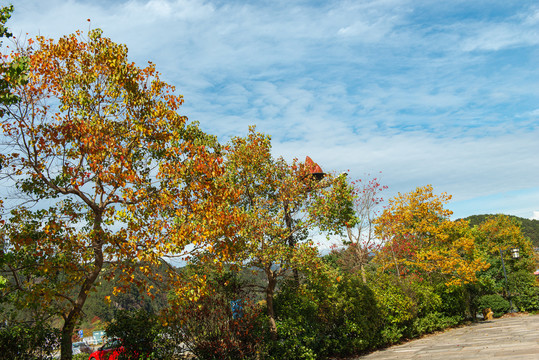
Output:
[[380, 324, 405, 345], [476, 294, 510, 318], [508, 270, 536, 295], [0, 322, 59, 360], [270, 272, 382, 359], [371, 274, 415, 342], [410, 282, 442, 317], [72, 354, 90, 360], [514, 286, 539, 312], [105, 309, 176, 360], [270, 318, 317, 360], [437, 285, 467, 318], [411, 313, 463, 336], [270, 279, 328, 360], [334, 276, 383, 353]]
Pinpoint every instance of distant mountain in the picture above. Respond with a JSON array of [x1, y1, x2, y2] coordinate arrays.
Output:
[[462, 214, 539, 247]]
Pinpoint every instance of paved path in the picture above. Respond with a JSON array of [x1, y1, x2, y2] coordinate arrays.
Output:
[[354, 314, 539, 360]]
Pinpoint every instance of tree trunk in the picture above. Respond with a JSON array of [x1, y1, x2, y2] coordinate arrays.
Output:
[[355, 245, 367, 284], [283, 202, 300, 286], [60, 318, 75, 360], [390, 244, 400, 279], [59, 331, 72, 360], [60, 267, 102, 360], [265, 267, 278, 340], [360, 263, 367, 284], [60, 214, 105, 360]]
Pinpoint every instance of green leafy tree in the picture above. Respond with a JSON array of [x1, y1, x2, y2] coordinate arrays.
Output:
[[0, 5, 28, 116], [472, 215, 536, 310], [220, 128, 352, 338]]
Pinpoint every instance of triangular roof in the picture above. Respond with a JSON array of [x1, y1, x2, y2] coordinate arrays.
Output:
[[305, 156, 324, 175]]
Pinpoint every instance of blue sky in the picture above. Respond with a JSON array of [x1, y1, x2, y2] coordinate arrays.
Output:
[[5, 0, 539, 220]]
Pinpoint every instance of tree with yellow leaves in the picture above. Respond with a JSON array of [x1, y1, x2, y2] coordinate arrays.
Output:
[[374, 185, 489, 286]]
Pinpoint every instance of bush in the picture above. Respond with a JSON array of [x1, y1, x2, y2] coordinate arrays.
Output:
[[271, 273, 382, 359], [411, 313, 462, 336], [334, 276, 383, 352], [105, 309, 175, 360], [437, 285, 467, 319], [371, 274, 415, 343], [269, 279, 327, 360], [514, 286, 539, 312], [270, 317, 317, 360], [72, 354, 90, 360], [476, 294, 510, 318], [508, 270, 536, 295], [0, 322, 59, 360], [166, 292, 263, 360], [371, 276, 468, 342], [379, 324, 404, 345], [410, 282, 442, 317]]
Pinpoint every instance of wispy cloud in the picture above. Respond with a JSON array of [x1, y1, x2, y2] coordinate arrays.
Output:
[[460, 22, 539, 52], [6, 0, 539, 219]]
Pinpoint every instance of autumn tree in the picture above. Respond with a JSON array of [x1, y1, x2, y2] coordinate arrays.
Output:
[[0, 29, 238, 359], [374, 185, 489, 286], [221, 128, 351, 338]]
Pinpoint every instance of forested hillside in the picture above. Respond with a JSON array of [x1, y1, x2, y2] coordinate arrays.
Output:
[[464, 214, 539, 247]]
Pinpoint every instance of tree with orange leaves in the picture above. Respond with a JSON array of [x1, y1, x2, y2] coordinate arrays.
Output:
[[0, 29, 240, 359], [374, 185, 489, 286]]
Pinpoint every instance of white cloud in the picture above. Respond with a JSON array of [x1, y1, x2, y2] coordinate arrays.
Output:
[[517, 108, 539, 119], [457, 6, 539, 52], [337, 15, 397, 41], [532, 211, 539, 220], [523, 6, 539, 25], [461, 23, 539, 52], [5, 0, 539, 220]]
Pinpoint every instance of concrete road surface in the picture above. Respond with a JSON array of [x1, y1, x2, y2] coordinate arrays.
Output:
[[354, 314, 539, 360]]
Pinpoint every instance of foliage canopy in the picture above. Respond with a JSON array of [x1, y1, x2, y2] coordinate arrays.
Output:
[[0, 28, 239, 359]]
